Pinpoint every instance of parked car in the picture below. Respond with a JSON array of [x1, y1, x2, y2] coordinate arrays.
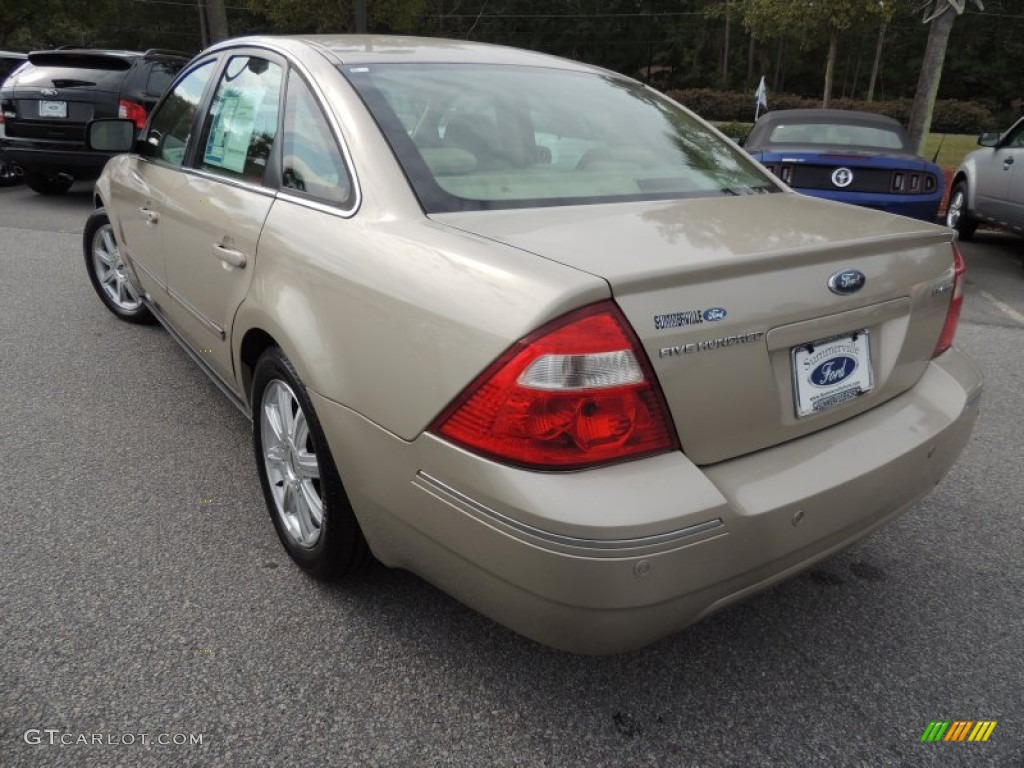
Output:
[[84, 35, 981, 654], [0, 50, 28, 186], [947, 116, 1024, 240], [743, 109, 944, 221], [0, 48, 189, 194]]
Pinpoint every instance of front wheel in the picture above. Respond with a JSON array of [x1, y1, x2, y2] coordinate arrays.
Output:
[[946, 180, 978, 241], [24, 171, 73, 195], [252, 347, 370, 580], [83, 209, 154, 323]]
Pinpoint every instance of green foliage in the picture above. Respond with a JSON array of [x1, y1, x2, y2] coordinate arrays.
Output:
[[711, 121, 752, 142], [732, 0, 890, 47], [244, 0, 426, 34], [668, 88, 998, 133]]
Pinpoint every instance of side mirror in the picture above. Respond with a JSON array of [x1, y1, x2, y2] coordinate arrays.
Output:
[[977, 131, 1001, 147], [87, 118, 136, 152]]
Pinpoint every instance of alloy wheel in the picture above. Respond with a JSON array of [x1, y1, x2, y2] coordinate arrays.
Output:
[[946, 189, 964, 229], [260, 379, 324, 548], [91, 224, 142, 312]]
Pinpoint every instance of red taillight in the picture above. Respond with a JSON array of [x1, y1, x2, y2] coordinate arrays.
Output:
[[118, 99, 147, 130], [933, 242, 966, 357], [430, 301, 679, 470]]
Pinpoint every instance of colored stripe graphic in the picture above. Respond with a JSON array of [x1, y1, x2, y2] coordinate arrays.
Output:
[[920, 720, 996, 742], [968, 721, 998, 742], [921, 721, 949, 742], [945, 721, 972, 741]]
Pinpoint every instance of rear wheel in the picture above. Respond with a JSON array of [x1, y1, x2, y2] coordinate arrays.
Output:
[[83, 209, 154, 324], [946, 179, 978, 241], [252, 347, 370, 580], [0, 160, 20, 187], [24, 171, 73, 195]]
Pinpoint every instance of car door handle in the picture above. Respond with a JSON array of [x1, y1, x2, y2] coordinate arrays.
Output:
[[212, 244, 248, 269], [139, 206, 159, 224], [1004, 156, 1015, 169]]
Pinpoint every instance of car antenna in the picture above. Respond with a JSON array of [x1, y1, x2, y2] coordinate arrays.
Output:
[[932, 134, 946, 164]]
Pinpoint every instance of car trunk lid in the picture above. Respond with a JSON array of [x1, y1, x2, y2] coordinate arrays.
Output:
[[432, 193, 957, 465]]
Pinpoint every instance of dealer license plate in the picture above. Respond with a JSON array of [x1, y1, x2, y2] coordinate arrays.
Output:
[[792, 331, 873, 417], [38, 100, 67, 118]]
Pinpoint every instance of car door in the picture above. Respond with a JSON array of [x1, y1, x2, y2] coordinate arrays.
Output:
[[975, 119, 1024, 221], [108, 58, 218, 296], [998, 121, 1024, 230], [159, 52, 284, 386]]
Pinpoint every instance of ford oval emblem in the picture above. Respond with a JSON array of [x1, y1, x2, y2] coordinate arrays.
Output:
[[702, 307, 727, 322], [828, 269, 866, 295], [810, 356, 857, 387]]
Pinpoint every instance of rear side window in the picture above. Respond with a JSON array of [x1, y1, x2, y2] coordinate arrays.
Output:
[[146, 60, 216, 167], [145, 60, 185, 97], [200, 56, 283, 184], [280, 72, 353, 207]]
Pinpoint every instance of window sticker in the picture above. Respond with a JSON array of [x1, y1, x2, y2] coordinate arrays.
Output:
[[204, 86, 266, 174]]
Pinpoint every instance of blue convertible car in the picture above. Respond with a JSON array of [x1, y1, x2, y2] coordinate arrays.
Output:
[[743, 109, 943, 221]]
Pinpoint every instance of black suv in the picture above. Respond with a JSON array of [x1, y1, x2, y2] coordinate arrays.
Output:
[[0, 48, 190, 194]]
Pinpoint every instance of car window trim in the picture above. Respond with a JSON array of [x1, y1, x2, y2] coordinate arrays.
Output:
[[275, 67, 357, 215], [242, 41, 361, 217], [140, 40, 362, 216], [192, 49, 287, 186], [139, 54, 222, 172]]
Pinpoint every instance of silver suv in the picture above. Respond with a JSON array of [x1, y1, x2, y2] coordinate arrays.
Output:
[[947, 116, 1024, 240]]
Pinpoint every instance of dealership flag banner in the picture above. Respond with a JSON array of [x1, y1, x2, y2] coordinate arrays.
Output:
[[754, 76, 768, 120]]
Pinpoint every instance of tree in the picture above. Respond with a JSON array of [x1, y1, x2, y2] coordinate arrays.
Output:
[[244, 0, 425, 34], [907, 0, 985, 154], [200, 0, 229, 45], [733, 0, 891, 108]]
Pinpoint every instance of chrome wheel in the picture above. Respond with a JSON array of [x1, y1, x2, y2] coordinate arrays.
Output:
[[91, 224, 142, 312], [946, 188, 964, 229], [261, 379, 323, 549]]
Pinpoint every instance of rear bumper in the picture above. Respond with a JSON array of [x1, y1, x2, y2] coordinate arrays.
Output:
[[312, 347, 982, 654], [0, 139, 115, 178], [797, 187, 943, 222]]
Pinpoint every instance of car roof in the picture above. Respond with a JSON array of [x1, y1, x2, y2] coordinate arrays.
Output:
[[25, 48, 190, 63], [753, 109, 904, 129], [209, 34, 604, 74], [744, 108, 915, 155]]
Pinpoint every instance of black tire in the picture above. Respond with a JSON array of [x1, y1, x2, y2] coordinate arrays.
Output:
[[946, 179, 978, 241], [0, 160, 21, 187], [252, 347, 370, 580], [24, 171, 73, 195], [83, 208, 155, 324]]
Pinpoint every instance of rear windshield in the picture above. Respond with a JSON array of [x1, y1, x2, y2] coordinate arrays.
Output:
[[13, 54, 132, 90], [766, 122, 907, 150], [343, 64, 776, 213]]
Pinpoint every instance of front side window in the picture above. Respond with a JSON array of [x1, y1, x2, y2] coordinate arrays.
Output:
[[200, 56, 283, 184], [1005, 121, 1024, 148], [147, 60, 216, 167], [280, 72, 353, 207], [343, 64, 774, 213]]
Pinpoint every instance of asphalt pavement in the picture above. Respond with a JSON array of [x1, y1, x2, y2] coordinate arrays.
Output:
[[2, 182, 1022, 767]]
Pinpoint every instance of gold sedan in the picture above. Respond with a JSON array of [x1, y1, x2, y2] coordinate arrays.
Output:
[[83, 35, 981, 653]]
